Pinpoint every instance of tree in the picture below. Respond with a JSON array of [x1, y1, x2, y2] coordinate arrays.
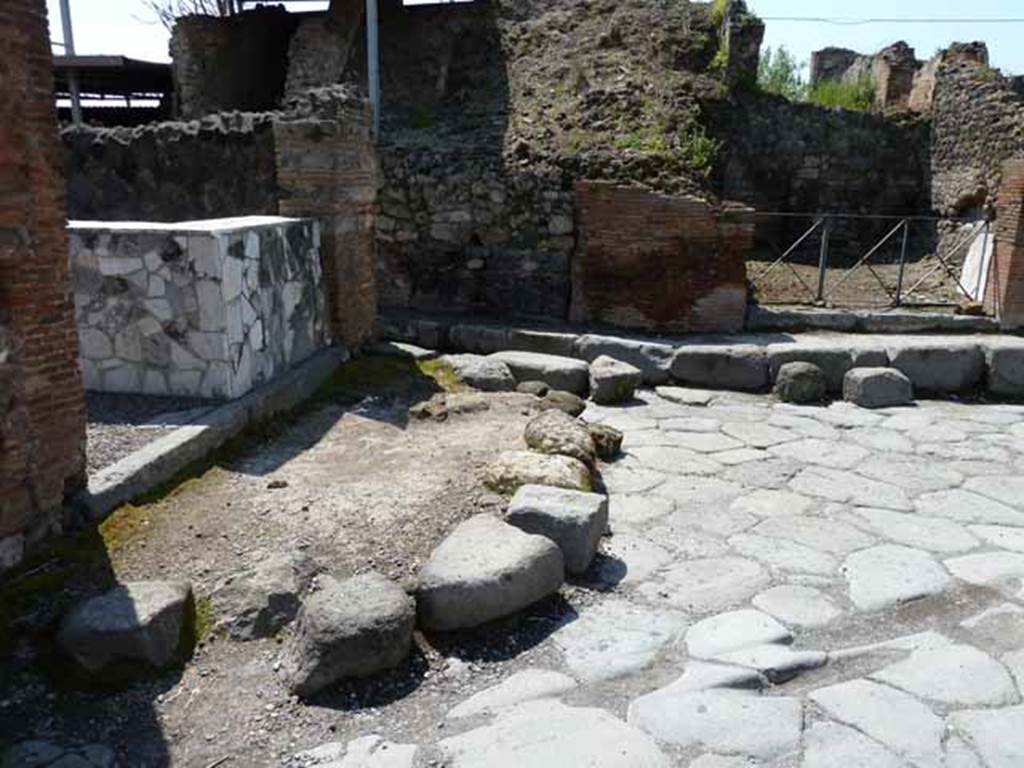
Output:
[[758, 45, 808, 101], [143, 0, 244, 31]]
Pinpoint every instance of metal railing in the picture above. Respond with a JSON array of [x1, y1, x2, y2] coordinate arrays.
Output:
[[736, 211, 992, 311]]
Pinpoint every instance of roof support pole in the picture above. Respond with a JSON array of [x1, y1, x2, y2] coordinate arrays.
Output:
[[366, 0, 380, 141], [58, 0, 83, 127]]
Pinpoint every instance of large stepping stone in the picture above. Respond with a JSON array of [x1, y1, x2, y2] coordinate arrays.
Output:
[[809, 679, 944, 766], [552, 598, 687, 682], [685, 609, 791, 659], [416, 515, 564, 631], [589, 355, 642, 404], [506, 485, 608, 575], [211, 551, 319, 640], [439, 699, 672, 768], [57, 580, 194, 673], [773, 361, 827, 403], [950, 705, 1024, 768], [447, 669, 578, 719], [871, 644, 1017, 706], [483, 451, 592, 495], [278, 572, 414, 698], [843, 367, 914, 408], [489, 351, 590, 395], [843, 545, 951, 611], [670, 345, 769, 392], [523, 410, 596, 466], [443, 354, 516, 392]]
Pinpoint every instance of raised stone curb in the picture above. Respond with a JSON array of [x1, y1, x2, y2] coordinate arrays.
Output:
[[575, 334, 674, 385], [843, 367, 914, 408], [416, 515, 565, 631], [671, 345, 769, 392], [443, 354, 516, 392], [489, 351, 590, 394], [506, 484, 609, 575], [75, 346, 348, 522], [887, 341, 985, 394]]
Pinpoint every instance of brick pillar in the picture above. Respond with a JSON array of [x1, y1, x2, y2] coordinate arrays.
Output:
[[0, 0, 87, 571], [275, 90, 379, 349], [988, 159, 1024, 328]]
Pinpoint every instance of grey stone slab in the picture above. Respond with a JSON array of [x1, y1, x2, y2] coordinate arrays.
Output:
[[843, 367, 914, 408], [576, 334, 675, 385], [449, 323, 508, 354], [969, 524, 1024, 552], [507, 328, 578, 358], [721, 422, 798, 448], [856, 454, 964, 494], [802, 722, 904, 768], [887, 342, 984, 394], [653, 431, 745, 454], [985, 342, 1024, 398], [447, 669, 578, 719], [439, 700, 672, 768], [752, 515, 875, 555], [416, 515, 565, 631], [950, 706, 1024, 768], [660, 416, 722, 433], [945, 552, 1024, 595], [964, 475, 1024, 509], [595, 532, 673, 585], [685, 609, 791, 659], [637, 557, 769, 613], [843, 545, 951, 611], [552, 598, 686, 682], [643, 520, 731, 559], [443, 354, 516, 392], [752, 585, 841, 628], [600, 466, 667, 494], [767, 413, 841, 440], [670, 345, 769, 392], [915, 489, 1024, 526], [608, 494, 674, 526], [713, 448, 770, 466], [849, 508, 978, 553], [960, 603, 1024, 651], [809, 678, 944, 767], [769, 438, 869, 469], [871, 644, 1017, 706], [730, 489, 814, 518], [626, 446, 723, 477], [506, 485, 608, 575], [489, 351, 590, 394], [790, 467, 912, 511], [651, 477, 747, 517], [628, 688, 802, 759], [724, 457, 805, 490], [847, 427, 915, 453], [805, 402, 885, 428], [728, 533, 838, 576]]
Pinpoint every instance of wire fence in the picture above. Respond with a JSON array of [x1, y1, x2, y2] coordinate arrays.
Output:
[[727, 211, 993, 312]]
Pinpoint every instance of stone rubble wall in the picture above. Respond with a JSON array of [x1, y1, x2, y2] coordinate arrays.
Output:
[[931, 59, 1024, 216], [283, 0, 363, 100], [377, 148, 574, 321], [71, 219, 328, 400], [571, 182, 752, 334], [0, 0, 87, 573]]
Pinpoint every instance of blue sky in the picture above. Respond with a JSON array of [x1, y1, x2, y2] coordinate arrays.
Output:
[[48, 0, 1024, 75]]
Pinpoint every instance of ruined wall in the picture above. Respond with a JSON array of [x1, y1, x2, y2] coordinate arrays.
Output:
[[0, 0, 86, 572], [171, 6, 299, 119], [931, 59, 1024, 216], [284, 1, 363, 99], [986, 159, 1024, 326], [571, 183, 752, 334], [64, 113, 278, 221]]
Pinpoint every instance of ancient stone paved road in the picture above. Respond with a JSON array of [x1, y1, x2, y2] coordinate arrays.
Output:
[[331, 388, 1024, 768]]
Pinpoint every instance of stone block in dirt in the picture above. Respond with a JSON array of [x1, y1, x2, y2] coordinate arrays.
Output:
[[483, 451, 592, 494], [524, 410, 596, 466], [843, 367, 914, 408], [489, 351, 590, 395], [587, 422, 623, 460], [670, 345, 768, 392], [589, 355, 643, 404], [57, 581, 194, 673], [506, 484, 609, 575], [416, 514, 565, 631], [211, 551, 320, 641], [887, 342, 984, 394], [773, 361, 828, 404], [443, 354, 516, 392], [575, 334, 675, 385], [278, 572, 415, 699], [540, 390, 586, 416]]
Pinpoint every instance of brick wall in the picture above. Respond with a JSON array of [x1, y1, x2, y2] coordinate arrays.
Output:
[[275, 88, 379, 348], [571, 182, 753, 335], [988, 159, 1024, 327], [0, 0, 86, 572]]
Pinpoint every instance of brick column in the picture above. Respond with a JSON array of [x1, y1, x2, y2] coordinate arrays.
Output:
[[0, 0, 86, 571], [275, 90, 379, 349], [988, 159, 1024, 328]]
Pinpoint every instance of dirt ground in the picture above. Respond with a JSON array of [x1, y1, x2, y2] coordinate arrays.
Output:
[[0, 359, 570, 766]]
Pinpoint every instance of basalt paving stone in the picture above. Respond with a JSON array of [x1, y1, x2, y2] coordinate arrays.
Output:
[[728, 533, 839, 576], [712, 448, 770, 466], [843, 545, 951, 611], [593, 532, 674, 586], [729, 489, 815, 518], [769, 438, 870, 470], [723, 457, 805, 490], [649, 477, 747, 516], [802, 722, 904, 768], [660, 416, 723, 433], [969, 524, 1024, 552], [845, 427, 916, 453], [870, 644, 1018, 707], [685, 609, 792, 659], [751, 585, 842, 628], [964, 476, 1024, 509], [949, 705, 1024, 768], [945, 552, 1024, 595], [600, 466, 668, 494], [960, 604, 1024, 651], [607, 494, 675, 526], [790, 467, 912, 511], [637, 557, 769, 613], [751, 515, 875, 556], [848, 508, 979, 553], [855, 454, 964, 494], [916, 441, 1013, 464], [446, 669, 578, 720], [642, 522, 731, 560], [652, 431, 745, 454], [767, 413, 842, 440], [720, 422, 799, 449], [915, 490, 1024, 526], [625, 446, 724, 476]]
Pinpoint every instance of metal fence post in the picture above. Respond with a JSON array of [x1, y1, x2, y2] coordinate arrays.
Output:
[[816, 216, 830, 304], [894, 219, 909, 307]]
